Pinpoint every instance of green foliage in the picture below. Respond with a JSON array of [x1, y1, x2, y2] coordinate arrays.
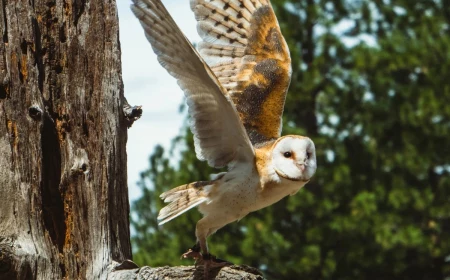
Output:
[[131, 0, 450, 279]]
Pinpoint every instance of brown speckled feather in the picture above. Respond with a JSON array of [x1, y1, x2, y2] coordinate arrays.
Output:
[[158, 181, 212, 224], [191, 0, 292, 144]]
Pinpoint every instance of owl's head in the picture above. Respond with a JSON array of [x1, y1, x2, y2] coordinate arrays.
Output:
[[272, 135, 317, 182]]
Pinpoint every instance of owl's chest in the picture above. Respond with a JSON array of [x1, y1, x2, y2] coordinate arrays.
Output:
[[217, 175, 303, 216], [216, 174, 261, 208], [198, 170, 259, 218], [254, 178, 305, 210], [199, 169, 304, 223]]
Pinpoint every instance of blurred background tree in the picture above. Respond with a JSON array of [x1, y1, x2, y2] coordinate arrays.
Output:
[[131, 0, 450, 279]]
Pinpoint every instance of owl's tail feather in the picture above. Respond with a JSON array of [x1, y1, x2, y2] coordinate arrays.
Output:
[[157, 181, 213, 225]]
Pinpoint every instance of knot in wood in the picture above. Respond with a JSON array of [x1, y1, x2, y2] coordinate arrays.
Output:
[[28, 105, 43, 120], [71, 149, 90, 175]]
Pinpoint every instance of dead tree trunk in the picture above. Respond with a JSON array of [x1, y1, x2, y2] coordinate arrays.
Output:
[[0, 0, 131, 278], [0, 0, 264, 279]]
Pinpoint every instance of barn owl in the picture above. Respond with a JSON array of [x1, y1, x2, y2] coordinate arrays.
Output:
[[131, 0, 317, 272]]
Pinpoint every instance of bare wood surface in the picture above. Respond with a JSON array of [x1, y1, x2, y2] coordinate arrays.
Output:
[[0, 0, 131, 278]]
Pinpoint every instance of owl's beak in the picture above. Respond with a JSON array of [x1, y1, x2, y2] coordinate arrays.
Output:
[[296, 162, 306, 172]]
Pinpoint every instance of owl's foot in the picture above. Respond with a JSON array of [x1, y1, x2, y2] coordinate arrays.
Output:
[[181, 249, 202, 260], [199, 254, 232, 280], [182, 243, 232, 280], [181, 243, 202, 260], [201, 253, 232, 268]]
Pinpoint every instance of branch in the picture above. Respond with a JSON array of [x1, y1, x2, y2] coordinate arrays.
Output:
[[123, 101, 143, 128], [109, 261, 265, 280]]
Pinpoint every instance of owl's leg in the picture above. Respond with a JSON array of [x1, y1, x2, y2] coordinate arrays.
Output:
[[182, 217, 231, 277], [197, 219, 232, 273], [196, 219, 209, 255], [180, 217, 210, 262], [193, 219, 228, 279]]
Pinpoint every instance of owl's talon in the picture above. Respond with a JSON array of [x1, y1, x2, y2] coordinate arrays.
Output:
[[180, 249, 202, 260], [181, 242, 202, 260], [202, 253, 232, 267], [198, 253, 232, 279]]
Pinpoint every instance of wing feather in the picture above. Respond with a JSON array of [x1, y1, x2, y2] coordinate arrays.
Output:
[[191, 0, 292, 145], [131, 0, 254, 168]]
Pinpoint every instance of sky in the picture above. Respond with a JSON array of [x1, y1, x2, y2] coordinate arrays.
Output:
[[117, 1, 200, 202]]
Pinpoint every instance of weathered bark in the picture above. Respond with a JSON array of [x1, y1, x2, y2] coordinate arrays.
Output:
[[0, 0, 130, 278], [0, 0, 265, 279]]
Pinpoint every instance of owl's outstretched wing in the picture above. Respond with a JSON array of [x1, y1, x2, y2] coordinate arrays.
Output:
[[131, 0, 254, 168], [191, 0, 292, 145]]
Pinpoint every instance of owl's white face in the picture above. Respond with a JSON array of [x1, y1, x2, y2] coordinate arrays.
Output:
[[272, 136, 317, 182]]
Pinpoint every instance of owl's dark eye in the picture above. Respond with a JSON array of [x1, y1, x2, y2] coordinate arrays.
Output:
[[283, 152, 292, 158], [306, 152, 311, 159]]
